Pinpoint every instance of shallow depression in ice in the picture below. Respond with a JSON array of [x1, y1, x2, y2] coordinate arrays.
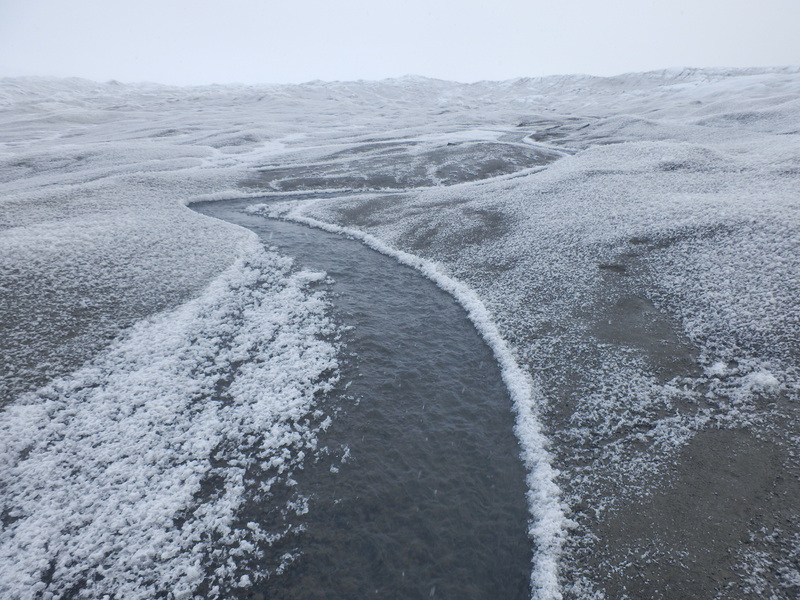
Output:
[[193, 200, 532, 599]]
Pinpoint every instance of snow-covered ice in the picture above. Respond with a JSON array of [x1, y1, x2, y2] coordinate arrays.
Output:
[[2, 67, 800, 598], [0, 238, 339, 598]]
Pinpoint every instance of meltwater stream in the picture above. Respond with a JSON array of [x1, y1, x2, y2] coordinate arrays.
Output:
[[193, 200, 532, 599]]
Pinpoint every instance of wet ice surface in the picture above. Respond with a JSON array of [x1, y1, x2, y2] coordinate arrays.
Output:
[[193, 200, 532, 599], [242, 141, 561, 191], [2, 68, 800, 598]]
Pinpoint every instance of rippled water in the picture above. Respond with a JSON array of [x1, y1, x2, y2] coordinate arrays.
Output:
[[193, 200, 532, 599]]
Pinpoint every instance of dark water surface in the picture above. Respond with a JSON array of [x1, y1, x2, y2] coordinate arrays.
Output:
[[192, 200, 531, 599]]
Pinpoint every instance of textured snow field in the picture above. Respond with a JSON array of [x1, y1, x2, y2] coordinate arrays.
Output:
[[1, 239, 339, 599], [1, 68, 799, 598]]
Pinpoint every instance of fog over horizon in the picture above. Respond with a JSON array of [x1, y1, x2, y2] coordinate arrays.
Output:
[[1, 0, 798, 86]]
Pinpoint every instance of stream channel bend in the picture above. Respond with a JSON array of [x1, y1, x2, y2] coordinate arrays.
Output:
[[193, 200, 532, 599]]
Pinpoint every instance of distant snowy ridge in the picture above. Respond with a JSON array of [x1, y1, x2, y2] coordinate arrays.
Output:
[[3, 66, 798, 110]]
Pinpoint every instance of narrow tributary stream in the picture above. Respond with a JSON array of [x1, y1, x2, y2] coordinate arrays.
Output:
[[192, 200, 531, 599]]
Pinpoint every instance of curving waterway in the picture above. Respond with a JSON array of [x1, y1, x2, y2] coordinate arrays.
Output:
[[192, 200, 532, 599]]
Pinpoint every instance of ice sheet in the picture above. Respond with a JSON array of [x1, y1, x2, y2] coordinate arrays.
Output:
[[2, 67, 799, 599]]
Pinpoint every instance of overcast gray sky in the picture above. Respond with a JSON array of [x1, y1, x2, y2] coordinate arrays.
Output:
[[1, 0, 798, 85]]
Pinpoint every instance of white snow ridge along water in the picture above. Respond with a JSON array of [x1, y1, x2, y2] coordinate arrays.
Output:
[[0, 238, 340, 599]]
